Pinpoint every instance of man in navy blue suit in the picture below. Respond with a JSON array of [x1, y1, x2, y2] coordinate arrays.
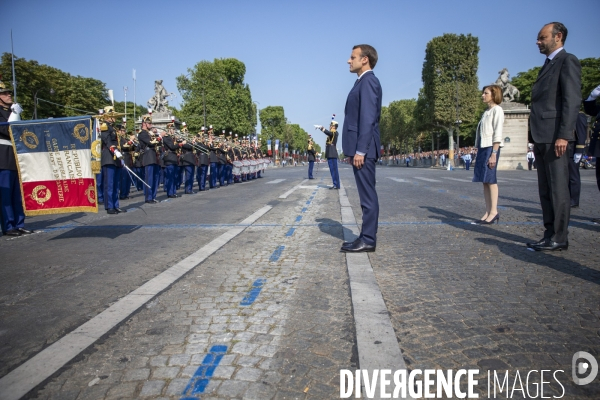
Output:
[[341, 44, 382, 253]]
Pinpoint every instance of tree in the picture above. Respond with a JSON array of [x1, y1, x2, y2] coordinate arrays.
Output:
[[510, 57, 600, 107], [176, 58, 255, 135], [259, 106, 286, 141], [380, 99, 418, 155], [1, 53, 109, 119], [420, 34, 480, 164]]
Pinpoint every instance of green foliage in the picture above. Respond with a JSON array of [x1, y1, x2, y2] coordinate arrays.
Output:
[[380, 99, 417, 150], [259, 106, 286, 140], [176, 58, 255, 135], [510, 57, 600, 107], [111, 101, 148, 132], [0, 53, 110, 119], [420, 34, 480, 145]]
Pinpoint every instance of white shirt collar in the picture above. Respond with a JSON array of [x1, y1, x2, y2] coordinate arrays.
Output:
[[547, 47, 564, 61], [357, 69, 373, 80]]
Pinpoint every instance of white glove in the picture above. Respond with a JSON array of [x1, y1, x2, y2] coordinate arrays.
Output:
[[113, 149, 123, 159], [8, 102, 22, 122], [574, 153, 582, 164], [314, 125, 322, 130], [588, 84, 600, 101], [11, 103, 23, 114]]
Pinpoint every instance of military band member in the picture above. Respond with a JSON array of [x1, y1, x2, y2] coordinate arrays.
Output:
[[196, 127, 210, 191], [318, 119, 340, 189], [162, 124, 180, 198], [307, 137, 316, 179], [217, 130, 227, 187], [180, 123, 196, 194], [100, 107, 125, 214], [207, 126, 219, 189], [132, 132, 145, 192], [118, 125, 134, 200], [138, 114, 163, 203], [256, 140, 264, 178], [233, 134, 242, 183], [0, 80, 32, 236]]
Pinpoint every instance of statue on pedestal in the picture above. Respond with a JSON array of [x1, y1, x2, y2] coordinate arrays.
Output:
[[495, 68, 521, 102], [147, 80, 175, 113]]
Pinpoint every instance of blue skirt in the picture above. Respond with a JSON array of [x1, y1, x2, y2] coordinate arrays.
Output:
[[472, 147, 500, 184]]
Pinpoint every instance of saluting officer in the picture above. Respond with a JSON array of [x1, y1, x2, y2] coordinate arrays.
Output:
[[318, 119, 340, 189], [0, 80, 32, 236], [138, 114, 163, 203]]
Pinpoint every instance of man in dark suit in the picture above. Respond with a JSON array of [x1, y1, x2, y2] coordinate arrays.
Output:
[[526, 22, 581, 251], [341, 44, 382, 253]]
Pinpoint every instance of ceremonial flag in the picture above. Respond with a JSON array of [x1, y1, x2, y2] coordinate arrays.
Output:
[[275, 139, 279, 153], [267, 139, 272, 156], [9, 116, 98, 216]]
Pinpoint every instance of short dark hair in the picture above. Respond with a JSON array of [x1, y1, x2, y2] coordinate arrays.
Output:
[[548, 22, 568, 44], [353, 44, 378, 69], [483, 85, 503, 105]]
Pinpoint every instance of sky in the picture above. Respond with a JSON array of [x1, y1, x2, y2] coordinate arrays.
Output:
[[3, 0, 599, 150]]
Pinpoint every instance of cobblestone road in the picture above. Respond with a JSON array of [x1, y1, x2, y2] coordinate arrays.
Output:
[[1, 165, 599, 399]]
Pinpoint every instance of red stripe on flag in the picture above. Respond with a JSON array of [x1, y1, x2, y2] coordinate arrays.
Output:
[[22, 179, 98, 214]]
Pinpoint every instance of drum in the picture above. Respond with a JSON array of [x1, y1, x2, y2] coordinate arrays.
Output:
[[249, 160, 257, 173], [241, 160, 250, 174], [233, 160, 242, 176]]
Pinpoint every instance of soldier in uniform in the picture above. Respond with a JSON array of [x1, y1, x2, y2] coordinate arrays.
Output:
[[568, 113, 587, 208], [307, 137, 316, 179], [162, 124, 180, 198], [233, 134, 242, 183], [217, 130, 227, 187], [138, 114, 163, 203], [118, 124, 134, 200], [318, 119, 340, 189], [100, 107, 126, 214], [256, 138, 264, 178], [180, 123, 196, 194], [0, 80, 32, 236], [583, 83, 600, 223], [196, 127, 210, 191], [207, 126, 219, 189], [132, 131, 145, 192]]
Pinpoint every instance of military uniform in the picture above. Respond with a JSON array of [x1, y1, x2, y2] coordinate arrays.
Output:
[[119, 132, 134, 199], [132, 137, 145, 192], [583, 99, 600, 192], [0, 81, 30, 236], [100, 108, 123, 214], [162, 131, 180, 198], [568, 113, 587, 207], [138, 116, 162, 203], [307, 139, 316, 179], [321, 121, 340, 189], [180, 127, 196, 194]]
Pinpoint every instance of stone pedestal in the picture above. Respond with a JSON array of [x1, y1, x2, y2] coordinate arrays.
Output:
[[497, 102, 530, 170], [135, 112, 180, 132]]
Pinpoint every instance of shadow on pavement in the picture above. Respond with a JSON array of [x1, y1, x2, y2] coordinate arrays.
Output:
[[315, 218, 352, 242], [421, 206, 600, 285], [499, 195, 540, 205], [49, 225, 142, 240]]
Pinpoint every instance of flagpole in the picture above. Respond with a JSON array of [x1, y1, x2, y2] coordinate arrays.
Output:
[[11, 30, 17, 102]]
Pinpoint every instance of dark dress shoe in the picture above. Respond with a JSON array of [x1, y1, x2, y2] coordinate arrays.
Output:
[[145, 199, 159, 204], [343, 238, 362, 247], [185, 191, 196, 194], [119, 197, 130, 200], [115, 208, 127, 213], [526, 238, 550, 248], [329, 186, 337, 190], [340, 239, 376, 253], [592, 218, 600, 224], [107, 209, 118, 214], [571, 204, 579, 208], [531, 240, 568, 251], [5, 229, 22, 237], [17, 228, 34, 234], [168, 194, 179, 198]]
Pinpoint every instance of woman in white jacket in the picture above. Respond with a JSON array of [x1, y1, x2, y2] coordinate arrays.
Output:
[[472, 85, 504, 224]]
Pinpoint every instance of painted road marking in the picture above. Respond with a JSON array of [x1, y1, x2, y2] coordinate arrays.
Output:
[[387, 177, 408, 183], [285, 227, 296, 237], [0, 205, 273, 400], [301, 207, 308, 213], [445, 177, 472, 183], [295, 216, 302, 223], [269, 246, 285, 262], [239, 279, 267, 306], [180, 345, 228, 398], [279, 179, 309, 199], [414, 177, 441, 183], [266, 179, 286, 184]]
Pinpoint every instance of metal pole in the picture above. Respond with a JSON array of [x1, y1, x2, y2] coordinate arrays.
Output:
[[11, 30, 17, 102], [34, 91, 37, 119], [133, 69, 136, 129], [202, 78, 207, 128], [124, 86, 128, 127]]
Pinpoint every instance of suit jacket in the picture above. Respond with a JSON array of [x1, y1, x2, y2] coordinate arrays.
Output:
[[529, 49, 581, 144], [342, 71, 382, 159]]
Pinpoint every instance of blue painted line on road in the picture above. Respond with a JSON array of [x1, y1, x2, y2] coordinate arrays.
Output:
[[269, 245, 285, 262], [301, 207, 308, 213], [438, 189, 447, 193], [295, 215, 302, 223], [286, 227, 295, 237], [309, 196, 314, 200], [181, 345, 228, 398], [312, 191, 317, 195], [240, 278, 267, 306], [306, 201, 311, 205]]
